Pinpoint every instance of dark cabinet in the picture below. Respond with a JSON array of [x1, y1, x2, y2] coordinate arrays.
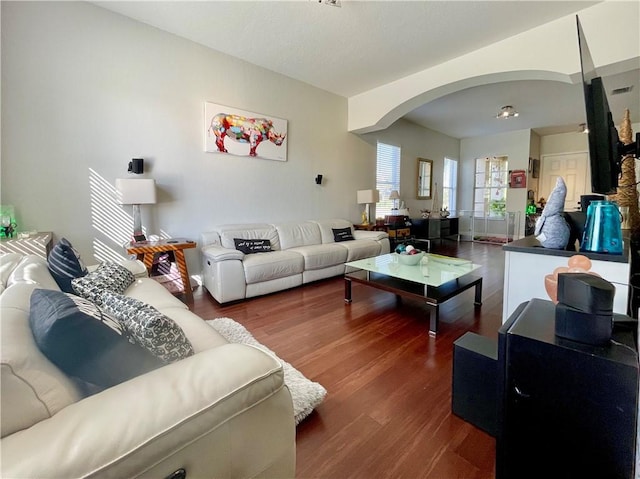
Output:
[[497, 299, 639, 479], [411, 217, 459, 240]]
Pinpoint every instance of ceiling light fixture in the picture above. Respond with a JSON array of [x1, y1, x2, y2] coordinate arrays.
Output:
[[496, 105, 519, 119]]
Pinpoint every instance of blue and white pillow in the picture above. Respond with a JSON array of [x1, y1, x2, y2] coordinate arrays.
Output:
[[71, 262, 135, 305], [48, 238, 88, 293], [101, 291, 194, 363]]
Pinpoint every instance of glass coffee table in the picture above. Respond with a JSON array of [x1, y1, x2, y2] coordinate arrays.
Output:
[[344, 253, 482, 336]]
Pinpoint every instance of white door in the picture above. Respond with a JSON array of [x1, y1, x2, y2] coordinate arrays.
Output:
[[540, 152, 589, 211]]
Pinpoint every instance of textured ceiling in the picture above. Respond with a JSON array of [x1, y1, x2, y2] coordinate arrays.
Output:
[[94, 1, 639, 139]]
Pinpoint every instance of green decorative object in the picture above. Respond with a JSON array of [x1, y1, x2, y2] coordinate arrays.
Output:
[[0, 205, 17, 238]]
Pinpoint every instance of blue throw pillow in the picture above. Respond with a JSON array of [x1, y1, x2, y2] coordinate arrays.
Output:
[[47, 238, 88, 293], [29, 289, 164, 393]]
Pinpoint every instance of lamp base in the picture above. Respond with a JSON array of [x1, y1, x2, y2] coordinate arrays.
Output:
[[132, 204, 143, 236]]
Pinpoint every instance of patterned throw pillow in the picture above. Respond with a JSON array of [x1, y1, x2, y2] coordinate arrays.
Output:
[[332, 227, 354, 242], [29, 289, 164, 392], [101, 291, 194, 363], [71, 262, 135, 305], [234, 238, 272, 254], [48, 238, 88, 293]]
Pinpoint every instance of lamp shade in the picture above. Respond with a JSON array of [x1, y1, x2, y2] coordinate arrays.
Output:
[[357, 189, 380, 204], [115, 179, 157, 205], [389, 190, 400, 200]]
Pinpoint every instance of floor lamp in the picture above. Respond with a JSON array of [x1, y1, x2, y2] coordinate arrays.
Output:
[[115, 178, 157, 239], [357, 189, 380, 225]]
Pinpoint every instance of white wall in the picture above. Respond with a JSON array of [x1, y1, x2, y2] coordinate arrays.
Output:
[[460, 129, 532, 237], [1, 1, 376, 273], [360, 118, 460, 218]]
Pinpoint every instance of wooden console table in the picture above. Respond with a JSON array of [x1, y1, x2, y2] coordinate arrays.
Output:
[[126, 239, 196, 303], [0, 231, 53, 258]]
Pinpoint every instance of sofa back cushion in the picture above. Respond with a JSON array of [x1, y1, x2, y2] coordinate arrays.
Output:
[[1, 283, 82, 437], [274, 222, 322, 250], [7, 255, 61, 291], [214, 224, 281, 251], [313, 219, 355, 244]]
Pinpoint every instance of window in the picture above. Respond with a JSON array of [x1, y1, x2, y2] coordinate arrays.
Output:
[[376, 142, 401, 217], [442, 158, 458, 214], [474, 156, 508, 218]]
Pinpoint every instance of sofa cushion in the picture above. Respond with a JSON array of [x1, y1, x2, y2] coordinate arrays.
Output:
[[100, 291, 195, 363], [29, 289, 164, 391], [1, 284, 82, 437], [234, 238, 272, 254], [71, 261, 135, 306], [288, 244, 348, 271], [243, 250, 304, 285], [47, 238, 88, 293], [313, 219, 355, 244], [332, 227, 354, 242], [275, 221, 322, 250], [217, 224, 281, 251], [337, 238, 383, 261]]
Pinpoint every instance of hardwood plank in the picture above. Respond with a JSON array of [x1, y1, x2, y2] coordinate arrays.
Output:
[[190, 240, 504, 478]]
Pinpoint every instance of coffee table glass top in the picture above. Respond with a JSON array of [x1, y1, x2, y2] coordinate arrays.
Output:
[[345, 253, 481, 287]]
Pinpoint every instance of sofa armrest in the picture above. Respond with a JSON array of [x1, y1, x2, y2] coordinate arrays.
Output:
[[202, 244, 244, 262], [1, 344, 295, 479], [353, 230, 388, 241]]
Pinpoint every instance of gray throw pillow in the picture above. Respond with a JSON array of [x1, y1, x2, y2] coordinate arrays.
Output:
[[29, 289, 164, 393], [100, 291, 194, 363]]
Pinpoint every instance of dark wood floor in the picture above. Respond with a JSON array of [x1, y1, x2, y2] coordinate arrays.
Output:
[[190, 240, 504, 479]]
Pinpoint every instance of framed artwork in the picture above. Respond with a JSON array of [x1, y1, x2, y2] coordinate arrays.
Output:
[[509, 170, 527, 188], [204, 102, 288, 161]]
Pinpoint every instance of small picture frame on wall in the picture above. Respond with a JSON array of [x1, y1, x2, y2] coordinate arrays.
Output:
[[509, 170, 527, 188]]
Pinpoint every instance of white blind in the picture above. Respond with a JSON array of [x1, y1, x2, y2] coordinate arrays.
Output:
[[442, 157, 458, 213], [376, 142, 401, 217]]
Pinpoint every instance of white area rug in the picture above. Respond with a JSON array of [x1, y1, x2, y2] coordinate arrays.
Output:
[[207, 317, 327, 425]]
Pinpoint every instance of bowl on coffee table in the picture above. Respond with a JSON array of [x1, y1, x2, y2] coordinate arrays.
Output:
[[395, 251, 425, 265]]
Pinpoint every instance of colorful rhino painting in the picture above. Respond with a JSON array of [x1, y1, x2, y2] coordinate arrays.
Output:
[[204, 103, 288, 161]]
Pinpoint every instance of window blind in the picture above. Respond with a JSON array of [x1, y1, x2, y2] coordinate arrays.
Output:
[[376, 142, 401, 217]]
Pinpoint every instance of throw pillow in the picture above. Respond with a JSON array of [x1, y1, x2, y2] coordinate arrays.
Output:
[[29, 289, 164, 392], [332, 227, 354, 242], [101, 291, 195, 363], [234, 238, 272, 254], [47, 238, 88, 293], [71, 261, 135, 306]]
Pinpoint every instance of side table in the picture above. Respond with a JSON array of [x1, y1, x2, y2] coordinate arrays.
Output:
[[126, 239, 197, 303]]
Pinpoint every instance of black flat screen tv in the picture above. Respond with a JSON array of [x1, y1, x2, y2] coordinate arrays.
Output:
[[577, 16, 622, 195]]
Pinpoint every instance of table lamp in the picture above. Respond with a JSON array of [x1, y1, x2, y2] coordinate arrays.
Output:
[[115, 178, 157, 237], [389, 190, 401, 213], [357, 189, 380, 225]]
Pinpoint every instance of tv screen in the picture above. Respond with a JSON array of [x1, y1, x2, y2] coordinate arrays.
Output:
[[577, 16, 622, 195]]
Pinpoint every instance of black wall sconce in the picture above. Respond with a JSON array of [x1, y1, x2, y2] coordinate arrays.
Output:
[[315, 174, 323, 185], [128, 158, 144, 174]]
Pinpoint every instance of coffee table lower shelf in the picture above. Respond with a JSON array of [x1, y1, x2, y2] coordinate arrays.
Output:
[[344, 270, 483, 336]]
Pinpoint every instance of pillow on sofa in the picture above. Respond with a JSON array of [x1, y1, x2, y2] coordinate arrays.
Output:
[[101, 291, 195, 363], [332, 227, 354, 242], [234, 238, 272, 254], [71, 261, 135, 305], [29, 289, 164, 391], [47, 238, 88, 293]]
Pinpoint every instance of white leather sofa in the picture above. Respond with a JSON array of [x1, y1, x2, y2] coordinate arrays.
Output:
[[0, 253, 295, 479], [201, 219, 390, 304]]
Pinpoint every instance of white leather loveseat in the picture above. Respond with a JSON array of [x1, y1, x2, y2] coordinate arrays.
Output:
[[0, 253, 295, 478], [201, 219, 390, 304]]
